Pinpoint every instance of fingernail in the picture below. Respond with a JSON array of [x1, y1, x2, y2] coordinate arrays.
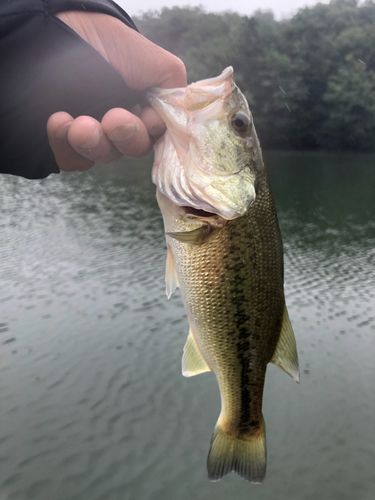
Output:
[[80, 127, 101, 149], [108, 123, 137, 144]]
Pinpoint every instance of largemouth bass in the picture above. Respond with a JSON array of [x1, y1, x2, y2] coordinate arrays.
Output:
[[148, 67, 299, 483]]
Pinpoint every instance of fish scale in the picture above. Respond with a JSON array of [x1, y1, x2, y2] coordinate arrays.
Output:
[[173, 173, 284, 430], [149, 67, 300, 483]]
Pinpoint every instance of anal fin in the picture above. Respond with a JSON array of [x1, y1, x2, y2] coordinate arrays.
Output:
[[165, 246, 179, 299], [182, 328, 211, 377], [270, 305, 300, 383]]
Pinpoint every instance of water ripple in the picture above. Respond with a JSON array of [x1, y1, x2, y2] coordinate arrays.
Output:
[[0, 156, 375, 500]]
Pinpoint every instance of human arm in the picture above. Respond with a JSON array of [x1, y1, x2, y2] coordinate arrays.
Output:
[[0, 0, 186, 178], [47, 10, 186, 172]]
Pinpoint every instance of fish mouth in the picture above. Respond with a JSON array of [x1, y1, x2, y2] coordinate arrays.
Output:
[[182, 206, 219, 218]]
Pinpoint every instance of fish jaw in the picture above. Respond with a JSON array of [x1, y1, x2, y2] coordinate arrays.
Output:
[[156, 189, 228, 238], [148, 67, 263, 220]]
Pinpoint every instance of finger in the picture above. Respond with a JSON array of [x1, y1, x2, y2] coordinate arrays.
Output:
[[112, 28, 187, 90], [47, 112, 94, 171], [67, 116, 123, 164], [101, 108, 153, 158], [56, 12, 187, 90], [139, 106, 166, 139], [130, 104, 142, 117]]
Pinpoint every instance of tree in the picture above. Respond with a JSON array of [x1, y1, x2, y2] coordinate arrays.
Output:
[[135, 1, 375, 151], [321, 57, 375, 150]]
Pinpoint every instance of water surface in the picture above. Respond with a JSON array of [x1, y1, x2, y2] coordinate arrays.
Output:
[[1, 152, 374, 500]]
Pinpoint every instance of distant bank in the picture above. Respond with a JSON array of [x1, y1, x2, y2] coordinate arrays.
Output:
[[136, 0, 375, 152]]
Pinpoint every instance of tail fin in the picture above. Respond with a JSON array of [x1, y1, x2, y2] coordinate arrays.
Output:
[[207, 415, 266, 483]]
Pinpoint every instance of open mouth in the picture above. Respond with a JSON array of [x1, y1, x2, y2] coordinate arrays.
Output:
[[183, 206, 218, 218]]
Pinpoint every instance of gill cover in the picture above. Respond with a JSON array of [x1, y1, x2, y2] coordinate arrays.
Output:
[[148, 67, 260, 220]]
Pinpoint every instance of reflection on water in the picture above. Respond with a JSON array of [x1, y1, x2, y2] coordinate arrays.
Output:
[[0, 152, 374, 500]]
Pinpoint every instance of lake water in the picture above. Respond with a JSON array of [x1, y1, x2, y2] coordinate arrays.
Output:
[[1, 151, 375, 500]]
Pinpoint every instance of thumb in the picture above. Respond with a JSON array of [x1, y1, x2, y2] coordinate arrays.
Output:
[[57, 11, 187, 90]]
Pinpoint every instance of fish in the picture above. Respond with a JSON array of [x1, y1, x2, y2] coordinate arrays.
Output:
[[147, 67, 299, 483]]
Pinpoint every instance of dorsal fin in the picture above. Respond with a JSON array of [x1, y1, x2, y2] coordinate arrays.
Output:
[[182, 328, 211, 377], [270, 306, 300, 383], [165, 246, 179, 299]]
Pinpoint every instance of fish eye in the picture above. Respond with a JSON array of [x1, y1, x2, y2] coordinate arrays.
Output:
[[230, 112, 252, 136]]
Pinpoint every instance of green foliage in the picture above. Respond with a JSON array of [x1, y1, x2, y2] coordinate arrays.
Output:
[[135, 1, 375, 151], [136, 7, 244, 82], [322, 57, 375, 150]]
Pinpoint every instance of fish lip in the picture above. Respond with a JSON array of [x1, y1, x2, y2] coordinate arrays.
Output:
[[145, 87, 185, 103], [189, 67, 234, 88], [146, 67, 235, 106]]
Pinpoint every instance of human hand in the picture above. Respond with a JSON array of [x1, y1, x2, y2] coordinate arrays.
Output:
[[47, 11, 186, 171]]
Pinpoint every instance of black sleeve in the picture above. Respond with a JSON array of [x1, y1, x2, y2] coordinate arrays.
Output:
[[0, 0, 141, 179]]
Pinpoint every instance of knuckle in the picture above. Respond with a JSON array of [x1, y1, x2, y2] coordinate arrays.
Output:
[[168, 56, 187, 86], [160, 53, 187, 88]]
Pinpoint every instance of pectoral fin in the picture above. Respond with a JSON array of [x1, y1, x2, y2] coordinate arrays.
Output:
[[270, 306, 300, 383], [167, 224, 215, 245], [165, 246, 179, 299], [182, 328, 211, 377]]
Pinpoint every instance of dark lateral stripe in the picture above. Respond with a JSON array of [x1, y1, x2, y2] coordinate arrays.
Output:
[[227, 219, 260, 430]]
